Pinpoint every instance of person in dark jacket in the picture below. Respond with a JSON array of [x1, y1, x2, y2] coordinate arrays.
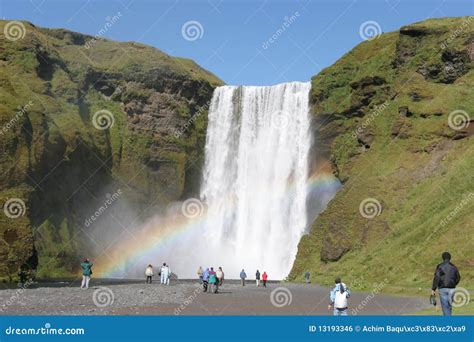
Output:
[[431, 252, 461, 316]]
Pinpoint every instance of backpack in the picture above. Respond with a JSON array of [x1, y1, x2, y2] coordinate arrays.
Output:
[[334, 285, 348, 309]]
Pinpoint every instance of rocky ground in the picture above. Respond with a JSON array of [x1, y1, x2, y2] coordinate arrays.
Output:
[[0, 280, 430, 315]]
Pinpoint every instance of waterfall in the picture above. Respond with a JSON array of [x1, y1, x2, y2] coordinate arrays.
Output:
[[199, 82, 313, 279], [97, 81, 341, 280]]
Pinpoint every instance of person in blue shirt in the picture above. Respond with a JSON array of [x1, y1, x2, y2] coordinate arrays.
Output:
[[240, 269, 247, 286], [202, 268, 210, 292]]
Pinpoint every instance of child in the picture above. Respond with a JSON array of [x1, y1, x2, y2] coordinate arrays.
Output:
[[328, 277, 351, 316], [145, 264, 154, 284]]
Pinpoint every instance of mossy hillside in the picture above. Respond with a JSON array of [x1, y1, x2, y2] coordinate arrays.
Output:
[[0, 20, 223, 280], [291, 17, 474, 294]]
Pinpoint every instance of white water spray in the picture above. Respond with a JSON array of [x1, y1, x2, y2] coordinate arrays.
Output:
[[197, 82, 313, 279]]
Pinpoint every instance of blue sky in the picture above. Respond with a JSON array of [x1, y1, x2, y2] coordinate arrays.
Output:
[[1, 0, 472, 85]]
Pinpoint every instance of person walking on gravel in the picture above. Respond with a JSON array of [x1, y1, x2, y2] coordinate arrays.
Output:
[[432, 252, 461, 316], [209, 267, 218, 293], [262, 271, 268, 288], [240, 269, 247, 286], [216, 267, 224, 286], [305, 271, 310, 284], [202, 268, 210, 292], [255, 270, 261, 287], [145, 264, 154, 284], [197, 266, 204, 284], [160, 263, 170, 285], [80, 258, 93, 289], [328, 277, 351, 316]]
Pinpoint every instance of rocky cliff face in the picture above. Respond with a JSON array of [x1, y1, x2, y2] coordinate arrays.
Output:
[[0, 21, 222, 280], [291, 17, 473, 291]]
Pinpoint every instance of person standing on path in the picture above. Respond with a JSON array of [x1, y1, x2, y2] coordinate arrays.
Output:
[[80, 258, 93, 289], [262, 271, 268, 288], [197, 266, 204, 284], [328, 277, 351, 316], [304, 271, 310, 284], [216, 267, 224, 286], [255, 270, 261, 287], [240, 269, 247, 286], [160, 263, 170, 285], [202, 268, 210, 292], [209, 267, 218, 293], [145, 264, 154, 284], [432, 252, 461, 316]]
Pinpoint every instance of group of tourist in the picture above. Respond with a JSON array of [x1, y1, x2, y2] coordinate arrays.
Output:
[[238, 269, 268, 287], [78, 252, 461, 316], [197, 266, 224, 293]]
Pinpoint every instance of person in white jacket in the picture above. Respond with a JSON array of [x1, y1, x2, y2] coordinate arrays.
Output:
[[160, 263, 171, 285], [145, 264, 154, 284], [328, 277, 351, 316]]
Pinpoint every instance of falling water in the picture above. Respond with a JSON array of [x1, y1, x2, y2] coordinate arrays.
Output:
[[198, 82, 313, 279], [98, 82, 341, 280]]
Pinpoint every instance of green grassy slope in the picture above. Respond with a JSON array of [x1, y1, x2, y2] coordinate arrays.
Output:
[[291, 17, 474, 299], [0, 20, 222, 280]]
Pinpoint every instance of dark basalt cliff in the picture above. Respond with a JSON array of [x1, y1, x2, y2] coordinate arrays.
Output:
[[0, 21, 222, 280]]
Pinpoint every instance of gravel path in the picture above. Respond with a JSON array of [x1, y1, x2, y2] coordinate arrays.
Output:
[[0, 280, 430, 315]]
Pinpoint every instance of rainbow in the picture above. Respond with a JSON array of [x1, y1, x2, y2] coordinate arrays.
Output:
[[97, 171, 340, 278]]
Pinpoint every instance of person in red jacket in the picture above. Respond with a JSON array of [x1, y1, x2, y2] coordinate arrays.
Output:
[[262, 271, 268, 288]]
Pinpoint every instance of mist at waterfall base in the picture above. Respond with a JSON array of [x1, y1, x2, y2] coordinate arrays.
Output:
[[96, 82, 340, 280]]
